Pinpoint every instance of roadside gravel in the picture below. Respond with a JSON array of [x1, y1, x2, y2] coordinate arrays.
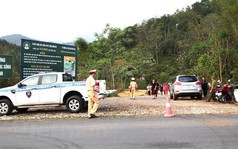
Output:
[[1, 90, 238, 121]]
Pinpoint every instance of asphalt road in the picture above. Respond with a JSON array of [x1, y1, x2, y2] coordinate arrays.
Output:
[[1, 115, 238, 149]]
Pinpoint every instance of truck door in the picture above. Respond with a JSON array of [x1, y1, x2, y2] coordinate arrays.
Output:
[[38, 74, 60, 104], [15, 76, 40, 105]]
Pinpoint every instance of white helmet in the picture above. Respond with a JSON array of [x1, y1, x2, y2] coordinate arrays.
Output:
[[131, 77, 135, 81]]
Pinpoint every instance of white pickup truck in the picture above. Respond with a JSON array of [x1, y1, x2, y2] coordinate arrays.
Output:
[[0, 72, 107, 115]]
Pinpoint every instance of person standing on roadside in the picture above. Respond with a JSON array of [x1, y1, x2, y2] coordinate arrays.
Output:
[[163, 83, 169, 95], [201, 76, 208, 98], [151, 79, 159, 99], [207, 76, 217, 102], [86, 69, 99, 118], [160, 84, 163, 95], [129, 77, 138, 99], [146, 83, 152, 96]]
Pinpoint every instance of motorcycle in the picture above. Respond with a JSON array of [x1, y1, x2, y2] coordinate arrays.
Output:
[[214, 80, 222, 101], [215, 80, 233, 103]]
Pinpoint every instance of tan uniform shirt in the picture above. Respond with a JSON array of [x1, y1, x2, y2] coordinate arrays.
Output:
[[86, 75, 95, 99], [211, 79, 217, 91], [86, 75, 95, 91], [130, 81, 137, 89]]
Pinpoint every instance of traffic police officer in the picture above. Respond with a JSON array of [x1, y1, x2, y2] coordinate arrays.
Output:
[[129, 77, 138, 99], [86, 69, 99, 118]]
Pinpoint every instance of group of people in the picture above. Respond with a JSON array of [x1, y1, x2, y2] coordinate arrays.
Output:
[[86, 70, 220, 118], [128, 78, 169, 100], [146, 76, 218, 102], [200, 75, 217, 102], [146, 81, 169, 99]]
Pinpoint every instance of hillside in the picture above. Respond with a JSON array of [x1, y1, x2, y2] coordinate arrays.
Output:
[[0, 34, 74, 46], [0, 34, 32, 46]]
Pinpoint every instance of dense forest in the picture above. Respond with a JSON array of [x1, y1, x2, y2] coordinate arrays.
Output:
[[1, 0, 238, 90]]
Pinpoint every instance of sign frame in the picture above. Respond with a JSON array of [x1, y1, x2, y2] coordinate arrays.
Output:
[[20, 39, 78, 79]]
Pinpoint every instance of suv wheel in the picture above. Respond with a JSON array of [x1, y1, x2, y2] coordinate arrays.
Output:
[[170, 93, 173, 99], [0, 99, 13, 115], [66, 95, 83, 113], [197, 94, 202, 100], [173, 93, 178, 100]]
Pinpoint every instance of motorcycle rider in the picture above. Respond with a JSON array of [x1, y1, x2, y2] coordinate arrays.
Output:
[[224, 79, 233, 101], [207, 76, 217, 102]]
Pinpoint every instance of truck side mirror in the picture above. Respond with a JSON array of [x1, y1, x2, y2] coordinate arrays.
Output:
[[18, 83, 26, 88], [18, 83, 23, 88]]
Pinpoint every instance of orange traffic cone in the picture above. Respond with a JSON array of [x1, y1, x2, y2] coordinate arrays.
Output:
[[164, 96, 174, 117]]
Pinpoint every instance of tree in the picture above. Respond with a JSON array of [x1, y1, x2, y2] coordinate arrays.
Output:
[[74, 38, 89, 80]]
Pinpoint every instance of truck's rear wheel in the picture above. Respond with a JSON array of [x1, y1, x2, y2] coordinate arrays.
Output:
[[0, 99, 13, 115], [66, 95, 83, 113]]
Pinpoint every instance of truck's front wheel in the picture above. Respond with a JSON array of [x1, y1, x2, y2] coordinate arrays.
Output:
[[66, 95, 83, 113], [0, 99, 13, 115]]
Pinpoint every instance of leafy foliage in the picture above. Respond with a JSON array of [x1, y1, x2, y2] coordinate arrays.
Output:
[[2, 0, 238, 90], [74, 0, 238, 89]]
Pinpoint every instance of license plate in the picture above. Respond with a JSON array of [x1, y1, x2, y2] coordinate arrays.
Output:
[[182, 85, 193, 89]]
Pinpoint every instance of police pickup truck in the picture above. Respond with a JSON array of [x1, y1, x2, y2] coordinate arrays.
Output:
[[0, 72, 107, 115]]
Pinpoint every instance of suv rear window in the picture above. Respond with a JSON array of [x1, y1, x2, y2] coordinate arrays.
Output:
[[178, 76, 198, 82]]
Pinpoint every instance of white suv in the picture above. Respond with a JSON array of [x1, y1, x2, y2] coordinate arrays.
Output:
[[169, 75, 202, 100]]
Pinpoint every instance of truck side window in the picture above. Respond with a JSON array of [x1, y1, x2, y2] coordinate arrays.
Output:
[[21, 76, 39, 86], [42, 75, 57, 84], [63, 74, 73, 81]]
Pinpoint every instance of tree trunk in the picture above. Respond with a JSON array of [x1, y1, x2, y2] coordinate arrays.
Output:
[[111, 72, 115, 89], [219, 51, 223, 82]]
